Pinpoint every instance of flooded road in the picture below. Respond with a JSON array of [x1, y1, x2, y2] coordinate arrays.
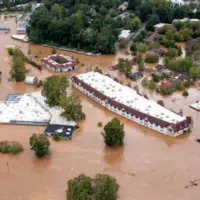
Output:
[[0, 15, 200, 200]]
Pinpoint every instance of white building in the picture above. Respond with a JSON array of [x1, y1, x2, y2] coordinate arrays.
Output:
[[118, 30, 131, 40], [0, 92, 76, 127], [41, 54, 78, 72], [72, 72, 191, 137], [173, 18, 200, 23], [190, 101, 200, 111]]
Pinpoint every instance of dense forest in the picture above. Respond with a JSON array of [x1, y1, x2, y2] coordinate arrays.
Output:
[[26, 0, 200, 54]]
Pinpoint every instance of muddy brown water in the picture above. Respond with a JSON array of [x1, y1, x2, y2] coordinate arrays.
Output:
[[0, 16, 200, 200]]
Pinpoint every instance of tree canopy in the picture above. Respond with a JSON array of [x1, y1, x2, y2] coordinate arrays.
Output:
[[59, 94, 86, 121], [67, 173, 119, 200], [103, 118, 125, 146], [29, 134, 50, 157], [43, 75, 69, 107]]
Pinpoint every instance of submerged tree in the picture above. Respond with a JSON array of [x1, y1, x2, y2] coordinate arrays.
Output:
[[59, 94, 85, 121], [67, 174, 92, 200], [43, 75, 69, 107], [10, 55, 26, 82], [93, 174, 119, 200], [29, 134, 50, 158], [103, 118, 125, 146], [66, 173, 119, 200]]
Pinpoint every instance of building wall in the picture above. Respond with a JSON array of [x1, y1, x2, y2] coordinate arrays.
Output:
[[41, 61, 77, 72], [72, 81, 189, 137]]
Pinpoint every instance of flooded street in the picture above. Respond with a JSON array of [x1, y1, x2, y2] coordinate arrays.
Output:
[[0, 16, 200, 200]]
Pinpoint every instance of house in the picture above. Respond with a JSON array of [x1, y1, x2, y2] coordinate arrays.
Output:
[[132, 72, 143, 78], [72, 72, 191, 137], [190, 101, 200, 111], [118, 30, 131, 40], [154, 23, 172, 31], [114, 12, 130, 20], [173, 73, 189, 82], [118, 1, 128, 11], [16, 22, 28, 34], [41, 54, 78, 72], [173, 18, 200, 23], [44, 124, 75, 139]]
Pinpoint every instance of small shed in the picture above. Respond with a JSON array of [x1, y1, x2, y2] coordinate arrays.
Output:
[[118, 30, 131, 40], [44, 124, 75, 139], [25, 76, 38, 85]]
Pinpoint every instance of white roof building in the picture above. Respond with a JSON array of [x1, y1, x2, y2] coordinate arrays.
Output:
[[190, 101, 200, 111], [154, 23, 168, 29], [0, 92, 76, 126], [72, 72, 190, 137], [173, 18, 200, 23], [118, 30, 131, 40], [76, 72, 186, 124]]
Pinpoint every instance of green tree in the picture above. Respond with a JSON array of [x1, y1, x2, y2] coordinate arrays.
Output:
[[128, 0, 141, 9], [67, 174, 92, 200], [10, 55, 26, 82], [103, 118, 125, 146], [136, 43, 148, 53], [166, 47, 178, 59], [193, 50, 200, 68], [29, 134, 50, 157], [51, 3, 63, 20], [0, 141, 23, 154], [189, 67, 200, 80], [182, 90, 189, 96], [145, 54, 159, 63], [148, 79, 156, 90], [59, 94, 85, 121], [66, 173, 119, 200], [43, 75, 69, 107], [138, 60, 144, 72], [146, 14, 160, 31], [92, 174, 119, 200]]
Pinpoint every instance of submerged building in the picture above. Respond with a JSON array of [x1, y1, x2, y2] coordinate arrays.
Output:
[[41, 54, 77, 72], [0, 92, 76, 138], [72, 72, 191, 137]]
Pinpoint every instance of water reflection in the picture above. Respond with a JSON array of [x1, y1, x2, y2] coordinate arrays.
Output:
[[103, 145, 125, 165]]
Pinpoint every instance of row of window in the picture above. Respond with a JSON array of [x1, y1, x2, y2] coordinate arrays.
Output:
[[73, 83, 188, 135]]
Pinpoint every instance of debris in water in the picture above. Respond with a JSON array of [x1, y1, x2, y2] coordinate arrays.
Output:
[[185, 179, 200, 188]]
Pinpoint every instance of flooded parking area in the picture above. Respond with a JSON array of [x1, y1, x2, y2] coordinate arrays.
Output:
[[0, 15, 200, 200]]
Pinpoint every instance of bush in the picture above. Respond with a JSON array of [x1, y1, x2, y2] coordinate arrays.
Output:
[[182, 90, 189, 96], [53, 133, 60, 141], [103, 118, 125, 146], [98, 122, 103, 127], [27, 59, 42, 70], [152, 74, 160, 82], [145, 54, 159, 63], [51, 48, 57, 54], [7, 47, 15, 55], [130, 43, 136, 52], [0, 141, 23, 154]]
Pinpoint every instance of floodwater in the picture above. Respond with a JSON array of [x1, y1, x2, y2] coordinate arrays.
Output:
[[0, 15, 200, 200]]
